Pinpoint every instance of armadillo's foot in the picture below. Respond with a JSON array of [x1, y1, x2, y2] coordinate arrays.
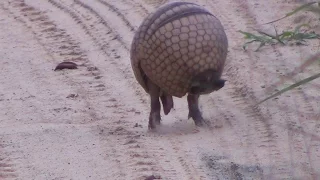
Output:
[[148, 112, 161, 129], [147, 79, 161, 129], [187, 94, 204, 126]]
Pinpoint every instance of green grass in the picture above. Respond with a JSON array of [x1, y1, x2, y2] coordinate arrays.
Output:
[[238, 30, 277, 52], [239, 25, 320, 51]]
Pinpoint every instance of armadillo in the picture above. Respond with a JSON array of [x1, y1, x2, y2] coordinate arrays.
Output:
[[130, 1, 228, 129]]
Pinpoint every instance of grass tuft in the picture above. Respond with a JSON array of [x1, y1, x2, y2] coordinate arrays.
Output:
[[238, 30, 275, 51], [239, 25, 320, 51]]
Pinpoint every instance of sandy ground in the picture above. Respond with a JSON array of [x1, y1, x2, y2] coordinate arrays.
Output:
[[0, 0, 319, 179]]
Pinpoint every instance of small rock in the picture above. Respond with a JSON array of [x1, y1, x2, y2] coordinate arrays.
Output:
[[124, 139, 137, 145], [87, 66, 98, 71], [144, 175, 161, 180], [133, 123, 143, 128], [66, 94, 78, 98], [95, 84, 105, 88]]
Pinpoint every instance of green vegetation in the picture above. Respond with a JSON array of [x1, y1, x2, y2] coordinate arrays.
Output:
[[239, 25, 320, 51], [238, 2, 320, 105]]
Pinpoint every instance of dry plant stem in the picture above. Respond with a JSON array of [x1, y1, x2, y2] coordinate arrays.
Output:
[[266, 52, 320, 92], [263, 2, 318, 25]]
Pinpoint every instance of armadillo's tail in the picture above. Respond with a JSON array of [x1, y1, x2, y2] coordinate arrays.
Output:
[[160, 94, 173, 115]]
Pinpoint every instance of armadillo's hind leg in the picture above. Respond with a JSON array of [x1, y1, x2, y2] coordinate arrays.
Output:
[[147, 79, 161, 129], [187, 94, 204, 126]]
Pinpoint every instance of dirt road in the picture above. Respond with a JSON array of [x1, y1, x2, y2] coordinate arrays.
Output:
[[0, 0, 319, 179]]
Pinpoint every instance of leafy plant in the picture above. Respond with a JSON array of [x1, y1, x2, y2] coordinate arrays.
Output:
[[279, 24, 320, 44], [238, 30, 276, 51], [239, 25, 320, 51]]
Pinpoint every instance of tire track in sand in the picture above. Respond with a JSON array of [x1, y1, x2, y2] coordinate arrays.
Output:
[[1, 0, 148, 179], [96, 0, 136, 31], [0, 138, 17, 179], [0, 0, 128, 178], [121, 0, 149, 17], [2, 0, 106, 124], [201, 0, 320, 179], [229, 0, 320, 178]]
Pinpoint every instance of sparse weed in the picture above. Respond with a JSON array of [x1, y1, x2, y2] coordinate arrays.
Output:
[[238, 30, 277, 51], [237, 2, 320, 105], [239, 25, 320, 51]]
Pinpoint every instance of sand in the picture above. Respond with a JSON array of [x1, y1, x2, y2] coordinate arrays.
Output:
[[0, 0, 319, 179]]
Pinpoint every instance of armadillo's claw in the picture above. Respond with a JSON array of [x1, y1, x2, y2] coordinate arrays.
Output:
[[188, 109, 204, 126]]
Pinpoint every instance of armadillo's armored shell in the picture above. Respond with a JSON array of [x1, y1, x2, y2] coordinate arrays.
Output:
[[130, 1, 228, 97]]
